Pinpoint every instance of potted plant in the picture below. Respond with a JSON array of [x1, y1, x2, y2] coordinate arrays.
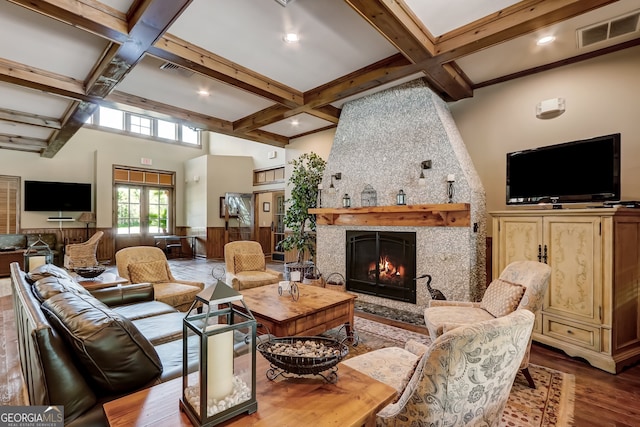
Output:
[[278, 152, 326, 280]]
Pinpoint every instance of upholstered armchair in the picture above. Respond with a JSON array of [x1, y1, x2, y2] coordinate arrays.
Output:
[[115, 246, 204, 311], [342, 310, 535, 426], [423, 260, 551, 388], [64, 231, 104, 269], [224, 241, 282, 291]]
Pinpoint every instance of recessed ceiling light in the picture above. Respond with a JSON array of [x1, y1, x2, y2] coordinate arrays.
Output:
[[536, 35, 556, 46], [283, 33, 300, 43], [291, 119, 299, 126], [197, 90, 210, 96]]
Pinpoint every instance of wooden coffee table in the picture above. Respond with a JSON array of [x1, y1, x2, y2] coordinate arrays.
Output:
[[235, 283, 357, 337], [103, 353, 396, 427], [73, 272, 129, 291]]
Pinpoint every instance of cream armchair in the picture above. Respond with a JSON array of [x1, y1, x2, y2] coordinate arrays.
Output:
[[423, 260, 551, 388], [224, 241, 282, 290], [115, 246, 204, 311], [64, 231, 104, 269], [342, 310, 535, 426]]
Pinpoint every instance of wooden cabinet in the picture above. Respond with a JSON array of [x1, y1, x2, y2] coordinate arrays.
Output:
[[491, 208, 640, 373]]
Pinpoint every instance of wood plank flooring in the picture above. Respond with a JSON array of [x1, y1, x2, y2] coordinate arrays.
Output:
[[2, 258, 640, 425]]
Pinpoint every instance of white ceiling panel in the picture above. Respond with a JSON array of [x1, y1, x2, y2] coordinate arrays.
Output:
[[99, 0, 135, 14], [0, 121, 53, 140], [118, 57, 275, 121], [457, 0, 640, 83], [167, 0, 397, 91], [0, 82, 71, 117], [404, 0, 521, 36], [259, 113, 333, 137], [0, 2, 109, 80]]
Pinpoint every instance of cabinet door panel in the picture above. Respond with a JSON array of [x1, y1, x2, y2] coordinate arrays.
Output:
[[494, 217, 542, 273], [544, 217, 601, 324]]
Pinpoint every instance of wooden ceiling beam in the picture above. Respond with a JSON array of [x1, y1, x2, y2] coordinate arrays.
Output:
[[0, 134, 48, 148], [432, 0, 619, 63], [105, 91, 287, 148], [149, 34, 304, 108], [43, 0, 193, 157], [344, 0, 472, 101], [0, 108, 61, 129], [7, 0, 129, 43]]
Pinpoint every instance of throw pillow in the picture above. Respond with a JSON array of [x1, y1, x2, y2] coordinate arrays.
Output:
[[128, 260, 170, 283], [481, 278, 526, 318], [42, 292, 162, 393], [234, 253, 265, 272]]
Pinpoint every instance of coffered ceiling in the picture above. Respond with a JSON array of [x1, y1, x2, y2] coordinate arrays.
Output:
[[0, 0, 638, 157]]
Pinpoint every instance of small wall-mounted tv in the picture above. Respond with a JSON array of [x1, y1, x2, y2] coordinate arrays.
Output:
[[24, 180, 92, 212], [506, 133, 621, 205]]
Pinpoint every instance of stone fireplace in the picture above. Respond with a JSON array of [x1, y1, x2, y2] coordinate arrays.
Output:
[[314, 79, 486, 317]]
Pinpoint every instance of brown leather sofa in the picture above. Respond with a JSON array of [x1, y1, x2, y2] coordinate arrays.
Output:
[[10, 262, 200, 426]]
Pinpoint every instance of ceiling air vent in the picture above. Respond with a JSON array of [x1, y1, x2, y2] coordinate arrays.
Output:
[[578, 10, 640, 48], [159, 62, 194, 78], [273, 0, 295, 6]]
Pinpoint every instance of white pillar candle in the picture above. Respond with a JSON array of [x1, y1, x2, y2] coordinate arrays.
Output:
[[290, 271, 301, 282], [28, 256, 46, 272], [205, 324, 234, 401], [447, 174, 455, 182]]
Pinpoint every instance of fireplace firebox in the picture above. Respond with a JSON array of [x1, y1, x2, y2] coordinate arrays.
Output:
[[346, 231, 416, 303]]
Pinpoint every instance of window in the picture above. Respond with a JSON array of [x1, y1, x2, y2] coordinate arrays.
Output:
[[116, 186, 141, 234], [89, 107, 201, 146]]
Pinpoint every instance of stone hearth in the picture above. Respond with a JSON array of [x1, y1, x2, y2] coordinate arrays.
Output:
[[314, 79, 486, 317]]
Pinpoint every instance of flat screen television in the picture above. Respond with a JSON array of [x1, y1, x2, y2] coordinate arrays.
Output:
[[506, 133, 621, 205], [24, 180, 92, 212]]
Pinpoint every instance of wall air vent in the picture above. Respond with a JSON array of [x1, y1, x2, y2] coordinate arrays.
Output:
[[578, 10, 640, 48], [159, 62, 194, 78]]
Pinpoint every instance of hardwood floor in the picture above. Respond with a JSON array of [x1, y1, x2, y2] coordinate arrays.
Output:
[[2, 257, 640, 426]]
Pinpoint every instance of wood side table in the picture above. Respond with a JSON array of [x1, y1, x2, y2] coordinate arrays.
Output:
[[74, 272, 129, 291]]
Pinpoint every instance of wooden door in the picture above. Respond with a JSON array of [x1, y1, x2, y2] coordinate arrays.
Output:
[[543, 216, 602, 325], [271, 192, 285, 262]]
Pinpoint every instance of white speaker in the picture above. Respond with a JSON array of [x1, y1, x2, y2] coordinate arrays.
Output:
[[536, 98, 565, 119]]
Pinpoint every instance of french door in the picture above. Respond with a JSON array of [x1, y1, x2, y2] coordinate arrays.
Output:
[[115, 185, 173, 251]]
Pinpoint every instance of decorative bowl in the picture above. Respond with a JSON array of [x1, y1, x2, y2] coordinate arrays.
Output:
[[74, 266, 106, 279], [257, 336, 348, 376]]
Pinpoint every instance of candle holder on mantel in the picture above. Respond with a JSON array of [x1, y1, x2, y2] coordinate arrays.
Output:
[[447, 174, 455, 203], [181, 281, 257, 427]]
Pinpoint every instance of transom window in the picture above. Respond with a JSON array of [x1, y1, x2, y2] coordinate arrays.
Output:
[[88, 106, 201, 146]]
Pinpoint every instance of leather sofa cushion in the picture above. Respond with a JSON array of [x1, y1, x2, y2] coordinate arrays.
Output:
[[26, 263, 75, 284], [42, 292, 163, 393], [32, 276, 92, 302], [128, 259, 169, 283], [234, 253, 265, 272]]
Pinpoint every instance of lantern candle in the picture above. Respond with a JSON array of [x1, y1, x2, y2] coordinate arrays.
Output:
[[206, 324, 234, 401], [28, 256, 47, 272]]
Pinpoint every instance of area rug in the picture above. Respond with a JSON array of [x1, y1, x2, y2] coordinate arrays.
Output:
[[343, 317, 575, 427]]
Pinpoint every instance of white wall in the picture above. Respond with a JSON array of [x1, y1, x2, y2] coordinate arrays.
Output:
[[1, 127, 208, 229], [449, 45, 640, 235]]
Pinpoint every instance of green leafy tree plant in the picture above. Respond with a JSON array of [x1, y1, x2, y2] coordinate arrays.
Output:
[[279, 152, 326, 266]]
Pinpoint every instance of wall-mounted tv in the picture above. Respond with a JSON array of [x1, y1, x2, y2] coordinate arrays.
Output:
[[24, 180, 92, 212], [506, 133, 621, 205]]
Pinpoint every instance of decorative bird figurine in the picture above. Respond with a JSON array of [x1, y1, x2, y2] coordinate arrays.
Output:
[[415, 274, 446, 301]]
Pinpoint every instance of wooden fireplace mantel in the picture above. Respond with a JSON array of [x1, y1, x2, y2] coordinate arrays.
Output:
[[309, 203, 470, 227]]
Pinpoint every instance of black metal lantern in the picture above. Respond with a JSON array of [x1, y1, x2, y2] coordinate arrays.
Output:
[[342, 193, 351, 208], [24, 235, 54, 272], [396, 189, 406, 205], [181, 281, 257, 426]]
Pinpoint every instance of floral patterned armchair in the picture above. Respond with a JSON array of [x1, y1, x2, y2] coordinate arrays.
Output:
[[342, 309, 535, 427], [423, 260, 551, 388]]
